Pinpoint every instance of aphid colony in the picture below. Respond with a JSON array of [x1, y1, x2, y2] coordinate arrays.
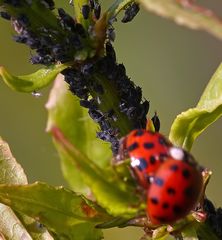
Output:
[[0, 0, 148, 154], [118, 129, 203, 225]]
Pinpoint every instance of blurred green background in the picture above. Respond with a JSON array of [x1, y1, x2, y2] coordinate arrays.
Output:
[[0, 0, 222, 239]]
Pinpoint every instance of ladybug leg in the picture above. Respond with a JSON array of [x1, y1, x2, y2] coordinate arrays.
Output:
[[197, 168, 212, 210], [121, 215, 159, 232], [123, 215, 148, 227], [128, 167, 147, 195], [112, 136, 146, 188], [113, 136, 128, 163], [191, 210, 207, 222], [191, 168, 212, 222]]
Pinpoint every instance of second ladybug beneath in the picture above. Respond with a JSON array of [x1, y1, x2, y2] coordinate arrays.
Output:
[[147, 147, 203, 224], [119, 129, 173, 188]]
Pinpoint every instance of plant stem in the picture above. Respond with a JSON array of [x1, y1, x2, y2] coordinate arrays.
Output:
[[140, 0, 222, 41], [90, 73, 134, 136]]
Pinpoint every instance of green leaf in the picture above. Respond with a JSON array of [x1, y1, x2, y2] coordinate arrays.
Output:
[[46, 75, 111, 194], [0, 182, 105, 240], [52, 127, 143, 218], [154, 235, 175, 240], [196, 223, 219, 240], [181, 224, 198, 240], [0, 138, 31, 239], [95, 217, 130, 229], [0, 138, 54, 239], [0, 64, 68, 93], [152, 226, 170, 240], [0, 137, 27, 185], [15, 213, 55, 240], [169, 63, 222, 150]]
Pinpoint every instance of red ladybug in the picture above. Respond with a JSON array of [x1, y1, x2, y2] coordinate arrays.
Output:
[[147, 147, 203, 225], [119, 129, 173, 188]]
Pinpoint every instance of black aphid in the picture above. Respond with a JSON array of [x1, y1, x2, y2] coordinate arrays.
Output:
[[121, 3, 140, 23], [82, 4, 90, 19]]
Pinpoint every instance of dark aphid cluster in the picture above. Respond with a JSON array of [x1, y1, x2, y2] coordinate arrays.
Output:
[[0, 0, 148, 154], [203, 198, 222, 239], [0, 1, 86, 64], [0, 0, 55, 17], [62, 42, 149, 154], [1, 0, 22, 7], [121, 2, 140, 23]]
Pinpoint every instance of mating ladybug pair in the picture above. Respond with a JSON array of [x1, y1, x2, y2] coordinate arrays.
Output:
[[118, 129, 203, 225]]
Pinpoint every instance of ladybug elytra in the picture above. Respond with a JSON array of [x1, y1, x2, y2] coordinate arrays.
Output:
[[147, 147, 203, 224], [119, 129, 173, 188]]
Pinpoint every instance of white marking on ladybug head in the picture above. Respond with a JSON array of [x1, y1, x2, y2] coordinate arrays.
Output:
[[130, 157, 140, 168], [169, 147, 184, 160], [149, 176, 154, 183]]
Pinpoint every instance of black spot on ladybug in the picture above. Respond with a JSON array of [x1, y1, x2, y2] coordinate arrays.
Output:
[[127, 142, 139, 152], [144, 142, 154, 149], [154, 177, 164, 186], [134, 129, 144, 137], [137, 158, 148, 171], [150, 156, 156, 165], [184, 186, 194, 198], [158, 137, 168, 146], [150, 197, 159, 205], [182, 169, 191, 179], [170, 164, 179, 172], [167, 187, 176, 195], [159, 153, 168, 162], [173, 205, 182, 215], [162, 202, 169, 209]]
